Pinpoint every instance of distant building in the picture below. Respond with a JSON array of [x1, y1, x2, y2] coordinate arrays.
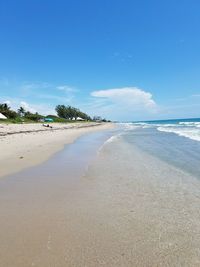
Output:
[[72, 117, 84, 121], [76, 117, 84, 121], [0, 113, 7, 120]]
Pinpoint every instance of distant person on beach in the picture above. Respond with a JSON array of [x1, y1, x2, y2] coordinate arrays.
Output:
[[43, 124, 53, 129]]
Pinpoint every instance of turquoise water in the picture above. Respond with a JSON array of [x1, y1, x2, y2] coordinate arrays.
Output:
[[137, 117, 200, 125], [117, 119, 200, 178], [129, 117, 200, 142]]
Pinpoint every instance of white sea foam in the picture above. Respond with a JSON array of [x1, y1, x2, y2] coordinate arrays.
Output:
[[157, 126, 200, 142], [119, 121, 200, 142], [131, 120, 200, 142], [126, 122, 154, 129], [179, 121, 200, 127], [104, 134, 120, 144], [118, 123, 140, 130], [97, 134, 121, 154]]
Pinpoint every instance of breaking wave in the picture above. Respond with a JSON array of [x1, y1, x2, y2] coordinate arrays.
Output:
[[121, 119, 200, 142], [157, 125, 200, 142]]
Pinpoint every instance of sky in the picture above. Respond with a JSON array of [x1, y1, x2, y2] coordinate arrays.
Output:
[[0, 0, 200, 121]]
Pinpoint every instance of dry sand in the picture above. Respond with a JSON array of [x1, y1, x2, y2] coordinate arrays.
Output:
[[0, 122, 113, 177]]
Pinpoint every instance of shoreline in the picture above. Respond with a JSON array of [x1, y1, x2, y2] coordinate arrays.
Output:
[[1, 128, 200, 266], [0, 122, 114, 178]]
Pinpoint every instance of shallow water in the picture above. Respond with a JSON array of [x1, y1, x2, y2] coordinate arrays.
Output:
[[81, 132, 200, 266], [121, 127, 200, 178]]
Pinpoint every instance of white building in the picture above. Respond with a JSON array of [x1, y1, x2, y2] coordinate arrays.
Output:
[[72, 117, 84, 121], [0, 113, 7, 120], [76, 117, 84, 121]]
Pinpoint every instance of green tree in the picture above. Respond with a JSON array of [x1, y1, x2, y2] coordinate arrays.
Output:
[[55, 105, 67, 118], [18, 106, 26, 117], [0, 103, 18, 119], [55, 105, 91, 120], [0, 103, 10, 113], [24, 112, 43, 121], [93, 116, 102, 121]]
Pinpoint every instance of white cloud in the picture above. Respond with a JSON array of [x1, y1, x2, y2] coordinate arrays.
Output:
[[37, 94, 73, 103], [91, 87, 156, 109], [0, 98, 55, 116], [3, 100, 11, 105], [18, 82, 77, 106], [19, 101, 56, 115], [88, 87, 157, 121], [20, 101, 37, 113], [21, 82, 50, 90], [20, 82, 51, 97]]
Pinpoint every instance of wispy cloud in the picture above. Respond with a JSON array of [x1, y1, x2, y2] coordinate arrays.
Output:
[[56, 85, 78, 93], [37, 94, 73, 103], [20, 101, 37, 113], [0, 80, 78, 115], [15, 81, 77, 105], [1, 98, 56, 115], [191, 94, 200, 97], [112, 52, 133, 63], [19, 81, 77, 98], [20, 82, 51, 97]]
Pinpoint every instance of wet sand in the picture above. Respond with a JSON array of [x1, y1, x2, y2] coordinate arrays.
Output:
[[0, 131, 200, 266], [0, 122, 113, 177]]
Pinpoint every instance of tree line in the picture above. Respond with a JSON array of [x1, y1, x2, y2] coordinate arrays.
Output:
[[55, 105, 91, 120], [0, 103, 43, 121], [0, 103, 108, 122]]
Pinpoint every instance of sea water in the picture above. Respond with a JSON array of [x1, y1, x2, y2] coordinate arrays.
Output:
[[115, 118, 200, 178]]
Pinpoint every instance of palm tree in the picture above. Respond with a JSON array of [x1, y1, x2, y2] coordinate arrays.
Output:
[[0, 103, 10, 113], [18, 106, 25, 117]]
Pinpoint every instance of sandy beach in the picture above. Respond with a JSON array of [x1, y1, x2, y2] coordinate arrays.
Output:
[[0, 126, 200, 266], [0, 122, 114, 177], [0, 124, 200, 267]]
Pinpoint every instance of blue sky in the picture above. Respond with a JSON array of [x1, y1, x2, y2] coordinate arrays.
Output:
[[0, 0, 200, 121]]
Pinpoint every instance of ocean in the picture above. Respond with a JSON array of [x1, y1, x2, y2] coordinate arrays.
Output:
[[114, 118, 200, 179], [134, 117, 200, 142]]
